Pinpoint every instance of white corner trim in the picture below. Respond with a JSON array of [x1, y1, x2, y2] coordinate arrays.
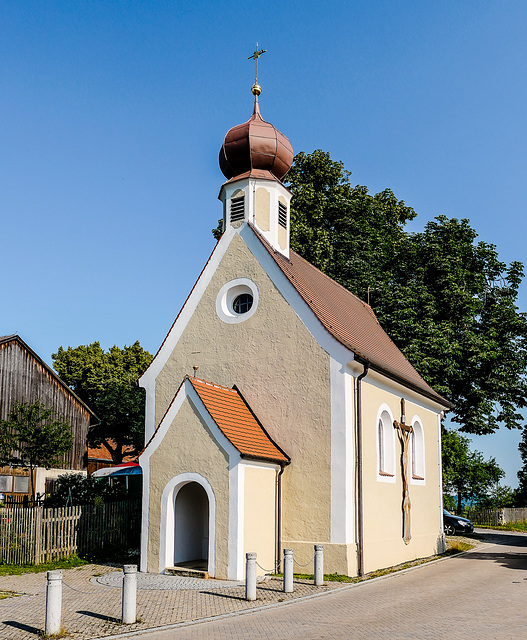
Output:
[[158, 472, 217, 576], [138, 453, 150, 573], [228, 462, 245, 580], [330, 357, 354, 544]]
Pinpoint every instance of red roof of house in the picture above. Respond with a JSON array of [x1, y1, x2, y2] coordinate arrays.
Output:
[[87, 441, 136, 462], [188, 377, 289, 463], [253, 231, 450, 407]]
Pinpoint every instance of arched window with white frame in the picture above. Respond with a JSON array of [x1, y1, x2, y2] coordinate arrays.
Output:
[[411, 417, 425, 484], [376, 405, 396, 482]]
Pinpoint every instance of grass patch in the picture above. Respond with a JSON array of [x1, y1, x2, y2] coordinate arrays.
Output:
[[39, 627, 70, 639], [0, 556, 88, 577], [476, 522, 527, 532], [445, 539, 473, 554], [0, 590, 21, 600], [275, 537, 476, 584]]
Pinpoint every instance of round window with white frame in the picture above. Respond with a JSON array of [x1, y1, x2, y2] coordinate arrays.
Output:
[[216, 278, 260, 324]]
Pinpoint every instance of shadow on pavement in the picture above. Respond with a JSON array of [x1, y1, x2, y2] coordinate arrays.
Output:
[[2, 620, 41, 635], [77, 609, 120, 623], [453, 530, 527, 571], [199, 591, 245, 601]]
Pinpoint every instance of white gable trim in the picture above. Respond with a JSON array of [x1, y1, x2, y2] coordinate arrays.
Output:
[[138, 377, 241, 575], [139, 225, 238, 441], [239, 225, 354, 363], [363, 367, 447, 415]]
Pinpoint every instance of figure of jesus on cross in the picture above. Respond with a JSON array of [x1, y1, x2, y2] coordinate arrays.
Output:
[[393, 398, 413, 544]]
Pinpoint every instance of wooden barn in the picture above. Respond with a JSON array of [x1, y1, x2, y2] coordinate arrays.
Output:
[[0, 335, 96, 500]]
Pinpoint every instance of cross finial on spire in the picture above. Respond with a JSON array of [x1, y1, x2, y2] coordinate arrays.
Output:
[[248, 42, 266, 95]]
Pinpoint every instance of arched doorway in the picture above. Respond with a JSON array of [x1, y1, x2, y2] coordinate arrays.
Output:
[[174, 482, 209, 568]]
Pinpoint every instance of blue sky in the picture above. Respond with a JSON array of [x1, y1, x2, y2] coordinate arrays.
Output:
[[2, 1, 526, 485]]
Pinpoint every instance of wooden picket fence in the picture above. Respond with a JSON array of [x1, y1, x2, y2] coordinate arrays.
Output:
[[465, 507, 527, 526], [0, 500, 140, 565]]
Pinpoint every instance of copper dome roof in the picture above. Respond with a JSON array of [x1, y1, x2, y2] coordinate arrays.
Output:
[[219, 95, 293, 182]]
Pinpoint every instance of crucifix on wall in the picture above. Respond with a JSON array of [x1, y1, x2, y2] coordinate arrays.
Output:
[[393, 398, 413, 544]]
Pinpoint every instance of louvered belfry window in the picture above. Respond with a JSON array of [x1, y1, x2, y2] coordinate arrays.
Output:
[[278, 201, 287, 228], [230, 195, 245, 222]]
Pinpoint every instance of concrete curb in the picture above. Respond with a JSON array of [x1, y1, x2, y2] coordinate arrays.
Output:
[[92, 539, 489, 639]]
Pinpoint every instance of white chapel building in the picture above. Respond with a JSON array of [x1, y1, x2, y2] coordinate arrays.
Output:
[[138, 82, 451, 580]]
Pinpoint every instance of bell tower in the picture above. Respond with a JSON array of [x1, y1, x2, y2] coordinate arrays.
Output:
[[218, 76, 294, 258]]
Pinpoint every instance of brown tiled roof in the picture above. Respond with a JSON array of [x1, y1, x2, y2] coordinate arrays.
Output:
[[254, 232, 450, 407], [87, 441, 136, 462], [189, 377, 289, 463]]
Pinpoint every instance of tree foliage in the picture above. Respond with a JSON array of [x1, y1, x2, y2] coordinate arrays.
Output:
[[0, 400, 73, 498], [514, 428, 527, 506], [52, 341, 152, 463], [286, 150, 527, 434], [44, 473, 127, 507], [442, 428, 505, 512]]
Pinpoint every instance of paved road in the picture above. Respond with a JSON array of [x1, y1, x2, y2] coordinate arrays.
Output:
[[127, 530, 527, 640]]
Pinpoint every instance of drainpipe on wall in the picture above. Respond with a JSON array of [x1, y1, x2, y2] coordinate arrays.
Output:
[[277, 462, 285, 570], [356, 360, 369, 577]]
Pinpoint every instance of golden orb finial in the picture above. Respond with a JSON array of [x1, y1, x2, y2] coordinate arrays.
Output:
[[251, 83, 262, 96]]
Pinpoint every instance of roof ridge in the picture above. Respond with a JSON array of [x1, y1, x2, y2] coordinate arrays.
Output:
[[189, 376, 237, 393]]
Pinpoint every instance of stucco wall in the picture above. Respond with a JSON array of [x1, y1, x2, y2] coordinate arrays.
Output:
[[360, 377, 443, 573], [154, 233, 332, 546], [243, 464, 277, 571], [148, 397, 230, 577]]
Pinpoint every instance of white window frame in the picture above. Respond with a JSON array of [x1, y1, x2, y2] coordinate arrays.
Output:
[[216, 278, 260, 324], [376, 404, 396, 483], [410, 416, 425, 485]]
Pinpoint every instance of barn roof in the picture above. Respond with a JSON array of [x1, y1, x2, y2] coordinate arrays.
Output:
[[0, 334, 97, 418]]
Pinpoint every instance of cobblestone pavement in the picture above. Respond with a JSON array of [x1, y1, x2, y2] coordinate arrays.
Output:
[[94, 572, 245, 590], [0, 530, 524, 640], [0, 564, 342, 639]]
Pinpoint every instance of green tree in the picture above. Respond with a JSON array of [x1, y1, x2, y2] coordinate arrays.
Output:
[[52, 341, 152, 464], [44, 473, 127, 507], [514, 427, 527, 506], [0, 400, 74, 498], [442, 428, 505, 512], [286, 150, 527, 435]]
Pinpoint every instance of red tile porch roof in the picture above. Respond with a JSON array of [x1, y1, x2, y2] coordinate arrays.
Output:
[[188, 377, 289, 464]]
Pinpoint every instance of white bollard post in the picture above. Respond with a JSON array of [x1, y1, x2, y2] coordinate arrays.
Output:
[[314, 544, 324, 586], [245, 553, 257, 601], [283, 548, 294, 593], [45, 570, 63, 636], [122, 564, 137, 624]]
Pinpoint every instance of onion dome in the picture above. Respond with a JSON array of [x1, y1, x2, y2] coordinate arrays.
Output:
[[219, 86, 293, 182]]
